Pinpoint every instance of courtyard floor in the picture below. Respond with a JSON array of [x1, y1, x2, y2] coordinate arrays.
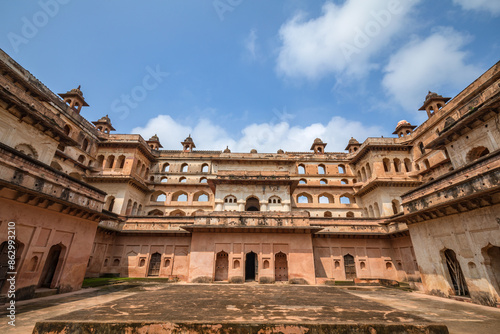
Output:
[[0, 282, 499, 333]]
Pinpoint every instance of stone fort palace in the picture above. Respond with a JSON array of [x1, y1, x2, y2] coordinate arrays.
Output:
[[0, 49, 499, 307]]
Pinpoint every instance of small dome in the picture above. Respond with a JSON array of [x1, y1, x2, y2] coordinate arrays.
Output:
[[277, 149, 284, 154], [250, 149, 258, 153], [149, 134, 159, 142], [97, 114, 111, 123], [397, 120, 411, 127], [70, 85, 84, 97], [314, 138, 323, 144], [425, 91, 440, 101], [223, 146, 231, 153], [184, 135, 193, 142], [348, 137, 359, 145]]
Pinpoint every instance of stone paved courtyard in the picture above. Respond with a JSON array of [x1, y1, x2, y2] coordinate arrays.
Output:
[[1, 282, 499, 333]]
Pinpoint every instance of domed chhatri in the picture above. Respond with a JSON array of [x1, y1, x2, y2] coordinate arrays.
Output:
[[393, 120, 417, 138], [223, 146, 231, 153], [345, 137, 361, 153], [146, 134, 163, 150], [59, 85, 89, 113], [250, 149, 258, 153], [311, 138, 327, 154], [181, 135, 196, 152], [419, 91, 451, 118], [92, 114, 115, 134]]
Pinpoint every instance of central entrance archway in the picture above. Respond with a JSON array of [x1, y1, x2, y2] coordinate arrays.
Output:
[[245, 197, 260, 211], [245, 251, 258, 281]]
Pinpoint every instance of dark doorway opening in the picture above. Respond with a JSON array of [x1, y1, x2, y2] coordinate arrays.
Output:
[[245, 252, 257, 281], [39, 244, 62, 288], [245, 197, 260, 211], [275, 252, 288, 281], [148, 252, 162, 276], [444, 249, 469, 296], [344, 254, 356, 280], [215, 251, 229, 281]]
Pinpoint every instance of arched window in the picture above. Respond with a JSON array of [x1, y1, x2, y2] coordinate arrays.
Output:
[[245, 197, 260, 211], [116, 155, 126, 169], [320, 179, 327, 185], [200, 177, 208, 183], [268, 196, 282, 204], [172, 191, 188, 202], [404, 158, 412, 172], [163, 163, 170, 172], [151, 192, 167, 202], [63, 124, 71, 136], [299, 179, 307, 185], [419, 142, 426, 154], [340, 195, 351, 205], [466, 146, 490, 163], [82, 138, 89, 151], [383, 158, 391, 173], [318, 164, 326, 174], [105, 155, 115, 168], [374, 202, 381, 217], [424, 159, 431, 170], [96, 155, 104, 168], [297, 193, 312, 204], [194, 192, 209, 202], [298, 164, 305, 174], [393, 158, 401, 173], [340, 179, 348, 185], [365, 163, 371, 178], [224, 195, 237, 203], [148, 209, 164, 216], [179, 177, 187, 183], [15, 143, 38, 159], [319, 194, 333, 204], [105, 196, 115, 212], [170, 210, 186, 216], [338, 164, 345, 174], [181, 163, 188, 173], [392, 199, 400, 215], [201, 164, 209, 173], [324, 211, 332, 217], [77, 155, 85, 164], [346, 211, 354, 218], [160, 177, 168, 183]]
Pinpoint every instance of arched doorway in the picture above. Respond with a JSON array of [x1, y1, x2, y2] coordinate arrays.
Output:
[[215, 251, 229, 281], [39, 244, 63, 288], [245, 252, 258, 281], [484, 246, 500, 295], [344, 254, 356, 280], [245, 197, 260, 211], [444, 249, 469, 296], [148, 252, 162, 276], [275, 252, 288, 281]]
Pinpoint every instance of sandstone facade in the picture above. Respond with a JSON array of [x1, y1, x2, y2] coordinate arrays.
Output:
[[0, 49, 498, 306]]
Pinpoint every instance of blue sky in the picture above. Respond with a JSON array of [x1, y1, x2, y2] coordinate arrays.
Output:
[[1, 0, 499, 152]]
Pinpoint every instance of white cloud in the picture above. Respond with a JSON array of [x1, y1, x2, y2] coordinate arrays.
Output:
[[244, 29, 258, 60], [453, 0, 500, 15], [382, 27, 482, 111], [276, 0, 420, 80], [132, 115, 382, 153]]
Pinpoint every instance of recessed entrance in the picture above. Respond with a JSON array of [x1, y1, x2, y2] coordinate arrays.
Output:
[[245, 251, 258, 281], [148, 252, 162, 276], [39, 244, 62, 288], [245, 197, 260, 211], [485, 246, 500, 295], [344, 254, 356, 280], [444, 249, 469, 296], [275, 252, 288, 281], [215, 251, 229, 281]]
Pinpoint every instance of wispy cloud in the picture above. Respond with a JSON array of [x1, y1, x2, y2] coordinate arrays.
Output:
[[244, 29, 258, 61], [276, 0, 421, 80], [452, 0, 500, 15], [382, 27, 482, 111]]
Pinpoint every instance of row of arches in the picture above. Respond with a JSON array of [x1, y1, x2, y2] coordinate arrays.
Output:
[[296, 193, 354, 204], [151, 190, 210, 203], [162, 163, 209, 173], [125, 199, 143, 216], [63, 124, 91, 153], [223, 195, 282, 204], [153, 176, 208, 184], [297, 164, 346, 175], [214, 251, 288, 282], [147, 209, 205, 216], [382, 158, 412, 174], [362, 200, 401, 218], [298, 178, 350, 185]]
